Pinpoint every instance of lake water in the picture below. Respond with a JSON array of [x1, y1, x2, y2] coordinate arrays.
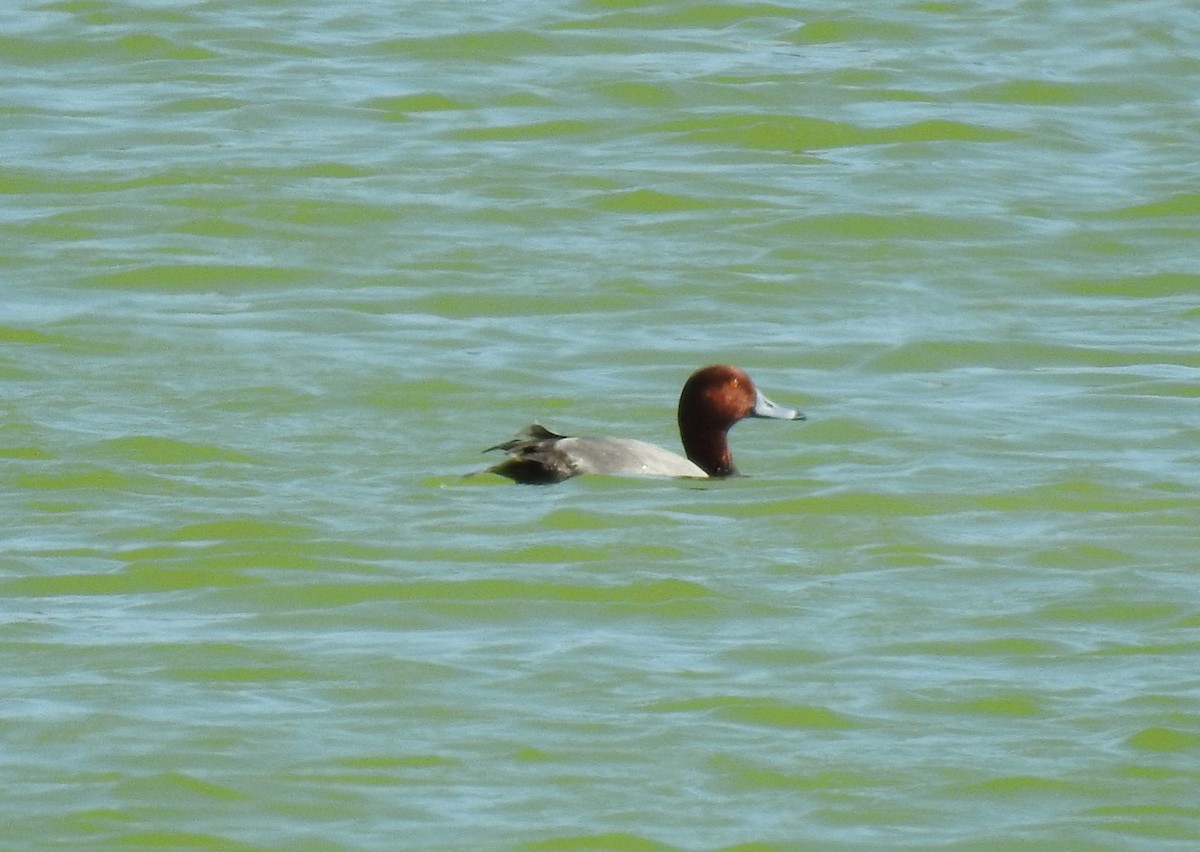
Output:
[[3, 0, 1198, 848]]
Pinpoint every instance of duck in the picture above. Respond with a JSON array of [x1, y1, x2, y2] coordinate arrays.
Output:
[[485, 364, 804, 484]]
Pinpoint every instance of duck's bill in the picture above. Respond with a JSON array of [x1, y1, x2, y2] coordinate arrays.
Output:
[[751, 389, 805, 421]]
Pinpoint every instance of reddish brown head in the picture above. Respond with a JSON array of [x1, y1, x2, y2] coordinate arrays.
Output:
[[676, 365, 804, 477]]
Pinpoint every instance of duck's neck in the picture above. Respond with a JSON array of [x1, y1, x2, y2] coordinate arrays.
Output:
[[679, 423, 736, 477]]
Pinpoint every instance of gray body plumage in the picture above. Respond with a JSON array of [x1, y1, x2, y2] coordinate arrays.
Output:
[[487, 425, 706, 483]]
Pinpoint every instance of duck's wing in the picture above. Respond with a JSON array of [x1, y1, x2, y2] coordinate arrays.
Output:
[[485, 424, 579, 484]]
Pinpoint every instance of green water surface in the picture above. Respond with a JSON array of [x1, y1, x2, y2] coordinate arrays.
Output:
[[2, 0, 1198, 848]]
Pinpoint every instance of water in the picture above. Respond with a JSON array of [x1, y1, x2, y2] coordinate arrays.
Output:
[[3, 0, 1198, 848]]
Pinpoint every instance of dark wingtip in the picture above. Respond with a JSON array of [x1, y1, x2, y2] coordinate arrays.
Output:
[[482, 424, 575, 484], [484, 423, 566, 454]]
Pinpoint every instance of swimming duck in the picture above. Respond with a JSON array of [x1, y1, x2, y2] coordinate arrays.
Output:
[[486, 364, 804, 484]]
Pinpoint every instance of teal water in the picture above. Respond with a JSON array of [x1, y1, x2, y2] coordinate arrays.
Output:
[[3, 0, 1199, 848]]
